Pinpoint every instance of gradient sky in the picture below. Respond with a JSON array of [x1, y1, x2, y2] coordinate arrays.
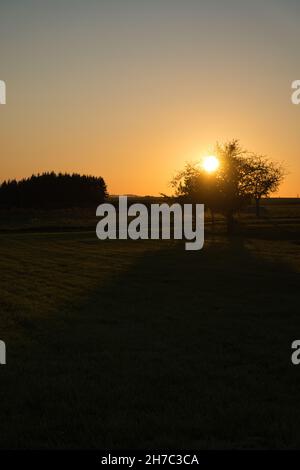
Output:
[[0, 0, 299, 196]]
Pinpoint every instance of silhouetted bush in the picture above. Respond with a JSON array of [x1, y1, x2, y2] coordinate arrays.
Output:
[[0, 172, 108, 208]]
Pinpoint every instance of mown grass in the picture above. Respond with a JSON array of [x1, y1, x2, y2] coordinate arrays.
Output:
[[0, 208, 300, 449]]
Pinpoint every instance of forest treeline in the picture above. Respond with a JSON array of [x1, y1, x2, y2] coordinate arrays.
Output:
[[0, 172, 108, 208]]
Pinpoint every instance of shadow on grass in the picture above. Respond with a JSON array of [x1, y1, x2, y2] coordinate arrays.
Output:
[[0, 236, 299, 449]]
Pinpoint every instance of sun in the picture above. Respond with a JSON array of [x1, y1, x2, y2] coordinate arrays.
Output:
[[202, 155, 220, 173]]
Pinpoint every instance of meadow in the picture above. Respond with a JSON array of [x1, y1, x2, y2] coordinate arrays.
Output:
[[0, 200, 300, 449]]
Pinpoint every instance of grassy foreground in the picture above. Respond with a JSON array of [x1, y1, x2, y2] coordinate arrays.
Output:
[[0, 214, 300, 448]]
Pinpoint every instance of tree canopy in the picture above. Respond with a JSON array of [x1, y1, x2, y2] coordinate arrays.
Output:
[[0, 172, 108, 208], [171, 140, 285, 230]]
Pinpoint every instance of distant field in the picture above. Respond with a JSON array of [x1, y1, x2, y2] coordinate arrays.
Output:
[[0, 201, 300, 448], [1, 198, 300, 232]]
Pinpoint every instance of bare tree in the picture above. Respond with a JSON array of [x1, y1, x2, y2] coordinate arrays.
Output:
[[241, 155, 285, 217]]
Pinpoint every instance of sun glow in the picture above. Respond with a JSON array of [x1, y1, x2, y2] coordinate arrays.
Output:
[[202, 155, 220, 173]]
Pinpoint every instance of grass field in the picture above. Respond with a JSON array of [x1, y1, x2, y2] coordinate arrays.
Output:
[[0, 201, 300, 448]]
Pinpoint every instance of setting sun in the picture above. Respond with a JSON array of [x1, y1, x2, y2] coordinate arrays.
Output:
[[202, 156, 220, 173]]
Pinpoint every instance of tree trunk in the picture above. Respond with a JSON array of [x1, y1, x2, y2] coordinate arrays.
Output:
[[226, 212, 234, 234], [255, 198, 260, 217], [210, 208, 215, 231]]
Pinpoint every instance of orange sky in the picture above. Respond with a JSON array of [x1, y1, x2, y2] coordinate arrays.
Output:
[[0, 0, 300, 196]]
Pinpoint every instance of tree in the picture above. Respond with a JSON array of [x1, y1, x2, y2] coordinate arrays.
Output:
[[241, 155, 285, 217], [171, 140, 285, 232], [171, 161, 221, 226], [171, 140, 251, 232], [213, 140, 250, 231], [0, 172, 108, 209]]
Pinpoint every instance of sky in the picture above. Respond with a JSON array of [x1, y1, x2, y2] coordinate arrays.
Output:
[[0, 0, 299, 196]]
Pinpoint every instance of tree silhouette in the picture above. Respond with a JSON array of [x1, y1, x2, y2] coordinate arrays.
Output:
[[171, 140, 285, 232], [0, 172, 108, 209], [241, 154, 285, 217]]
